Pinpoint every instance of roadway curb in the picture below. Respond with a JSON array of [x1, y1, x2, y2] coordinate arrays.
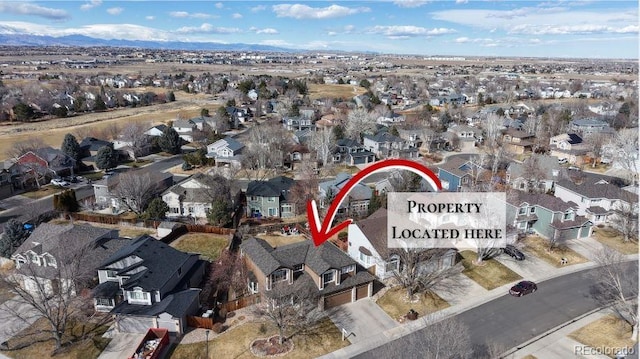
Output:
[[318, 256, 638, 359]]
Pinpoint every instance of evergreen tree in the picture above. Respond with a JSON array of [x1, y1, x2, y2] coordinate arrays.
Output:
[[0, 219, 29, 257], [12, 102, 34, 122], [95, 145, 118, 170], [61, 133, 82, 162], [144, 198, 169, 220], [390, 126, 400, 137], [167, 91, 176, 102], [332, 124, 345, 140], [207, 199, 231, 227], [158, 127, 182, 154], [94, 94, 107, 111], [53, 189, 79, 213]]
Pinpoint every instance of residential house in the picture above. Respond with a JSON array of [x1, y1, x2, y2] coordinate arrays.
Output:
[[396, 128, 423, 150], [429, 93, 466, 107], [241, 237, 376, 310], [437, 157, 484, 192], [283, 116, 314, 132], [93, 235, 205, 334], [162, 173, 241, 221], [549, 133, 589, 165], [319, 173, 372, 218], [554, 178, 638, 226], [11, 223, 127, 296], [506, 192, 592, 240], [333, 138, 376, 166], [172, 118, 202, 142], [363, 131, 418, 159], [569, 118, 613, 136], [501, 128, 535, 154], [376, 112, 405, 127], [16, 148, 76, 186], [93, 170, 173, 212], [347, 208, 458, 280], [206, 136, 244, 167], [79, 137, 119, 168], [246, 176, 296, 218], [506, 155, 562, 193], [0, 159, 17, 198], [144, 124, 168, 137], [444, 125, 480, 151], [226, 107, 252, 125]]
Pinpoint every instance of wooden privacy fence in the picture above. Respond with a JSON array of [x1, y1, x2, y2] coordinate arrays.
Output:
[[219, 294, 260, 312], [184, 224, 235, 235], [70, 212, 138, 225], [186, 316, 214, 330]]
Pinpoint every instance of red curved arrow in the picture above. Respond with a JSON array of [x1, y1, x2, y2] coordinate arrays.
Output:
[[307, 159, 442, 246]]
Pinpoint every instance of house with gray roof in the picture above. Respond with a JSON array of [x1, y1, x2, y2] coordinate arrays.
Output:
[[94, 235, 205, 334], [11, 223, 128, 297], [246, 176, 296, 218], [506, 154, 563, 193], [506, 191, 592, 241], [319, 173, 373, 218], [93, 169, 173, 213], [347, 208, 458, 280], [333, 138, 376, 166], [569, 118, 613, 136], [554, 178, 638, 226], [363, 130, 418, 159], [206, 136, 244, 167], [437, 157, 485, 192], [240, 237, 375, 310]]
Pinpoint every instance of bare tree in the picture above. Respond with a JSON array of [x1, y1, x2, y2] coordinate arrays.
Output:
[[585, 133, 607, 168], [6, 137, 47, 160], [0, 237, 109, 352], [521, 155, 547, 193], [209, 249, 247, 300], [112, 172, 156, 214], [242, 122, 291, 171], [392, 248, 463, 300], [610, 201, 638, 243], [612, 129, 639, 185], [590, 247, 638, 339], [253, 281, 321, 344], [289, 161, 320, 215], [119, 122, 152, 161], [308, 126, 336, 167], [345, 108, 376, 140]]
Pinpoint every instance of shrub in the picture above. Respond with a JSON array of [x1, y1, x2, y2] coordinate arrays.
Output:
[[259, 323, 267, 334]]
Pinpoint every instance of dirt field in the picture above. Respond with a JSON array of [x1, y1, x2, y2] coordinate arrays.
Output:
[[308, 83, 367, 100]]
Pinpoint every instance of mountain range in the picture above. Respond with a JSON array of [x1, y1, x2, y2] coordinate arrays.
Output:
[[0, 33, 290, 52]]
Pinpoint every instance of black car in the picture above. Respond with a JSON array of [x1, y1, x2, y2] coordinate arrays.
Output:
[[503, 244, 525, 261], [509, 280, 537, 297]]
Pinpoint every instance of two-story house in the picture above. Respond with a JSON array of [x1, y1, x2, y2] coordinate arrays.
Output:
[[501, 128, 535, 154], [16, 148, 76, 187], [363, 131, 417, 159], [93, 170, 173, 213], [437, 157, 485, 192], [318, 173, 373, 219], [506, 155, 563, 193], [333, 138, 376, 166], [569, 118, 613, 136], [549, 133, 588, 165], [506, 192, 592, 241], [554, 178, 639, 226], [283, 116, 314, 132], [93, 235, 205, 334], [443, 124, 480, 152], [172, 118, 203, 143], [206, 136, 244, 167], [11, 223, 127, 296], [241, 237, 375, 310], [347, 208, 458, 280], [246, 176, 296, 218]]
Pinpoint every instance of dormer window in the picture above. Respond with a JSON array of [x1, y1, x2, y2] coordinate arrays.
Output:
[[272, 269, 288, 283], [563, 211, 574, 221], [293, 264, 304, 272], [322, 271, 334, 286]]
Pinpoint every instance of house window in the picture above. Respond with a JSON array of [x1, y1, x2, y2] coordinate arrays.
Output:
[[529, 207, 536, 214], [293, 264, 304, 272], [250, 196, 257, 201], [385, 256, 400, 272], [96, 298, 112, 307], [187, 206, 194, 214], [268, 197, 275, 202], [518, 207, 526, 215], [129, 290, 148, 301], [268, 208, 277, 216], [248, 281, 258, 294], [281, 204, 292, 213], [359, 252, 371, 265], [272, 269, 288, 283], [341, 265, 355, 274], [563, 212, 573, 220], [170, 207, 179, 214], [322, 271, 334, 285], [106, 270, 118, 279]]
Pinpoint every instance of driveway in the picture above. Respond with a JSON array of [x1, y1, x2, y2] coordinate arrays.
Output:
[[327, 298, 398, 344], [493, 250, 557, 281], [0, 298, 40, 346], [97, 327, 145, 359]]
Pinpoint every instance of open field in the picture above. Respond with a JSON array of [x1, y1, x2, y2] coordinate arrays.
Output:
[[308, 83, 366, 100]]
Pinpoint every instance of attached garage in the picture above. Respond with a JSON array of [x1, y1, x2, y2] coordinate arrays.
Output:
[[356, 284, 369, 300], [324, 290, 353, 309], [116, 315, 155, 333]]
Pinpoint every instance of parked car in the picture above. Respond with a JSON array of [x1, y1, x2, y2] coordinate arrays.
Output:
[[509, 280, 537, 297], [64, 176, 78, 183], [50, 178, 69, 187], [503, 244, 525, 261], [568, 166, 581, 171], [558, 158, 568, 164]]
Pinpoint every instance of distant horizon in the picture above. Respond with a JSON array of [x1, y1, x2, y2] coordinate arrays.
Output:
[[0, 1, 637, 59]]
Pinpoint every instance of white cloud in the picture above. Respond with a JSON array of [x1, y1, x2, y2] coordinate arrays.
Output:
[[393, 0, 430, 8], [510, 23, 640, 35], [272, 4, 370, 19], [0, 21, 173, 41], [145, 16, 155, 21], [215, 3, 224, 9], [368, 25, 456, 38], [455, 0, 468, 4], [0, 2, 69, 20], [232, 13, 243, 19], [455, 37, 469, 43], [260, 39, 292, 47], [328, 31, 337, 36], [176, 23, 241, 34], [106, 7, 123, 15], [169, 11, 212, 19], [251, 5, 266, 12], [80, 0, 102, 11], [255, 28, 278, 34]]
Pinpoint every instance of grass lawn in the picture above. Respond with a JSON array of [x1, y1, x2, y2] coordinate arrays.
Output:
[[0, 318, 110, 359], [21, 186, 64, 199], [522, 236, 589, 268], [592, 227, 639, 255], [119, 227, 157, 238], [171, 233, 229, 261], [256, 233, 307, 247], [121, 159, 153, 167], [569, 314, 637, 358], [78, 172, 104, 181], [168, 318, 348, 359], [460, 251, 522, 290], [308, 83, 366, 101], [521, 355, 538, 359], [376, 287, 449, 322]]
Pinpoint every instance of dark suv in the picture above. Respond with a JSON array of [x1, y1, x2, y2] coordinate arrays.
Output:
[[503, 244, 525, 261]]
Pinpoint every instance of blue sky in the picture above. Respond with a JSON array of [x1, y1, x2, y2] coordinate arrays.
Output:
[[0, 1, 637, 58]]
